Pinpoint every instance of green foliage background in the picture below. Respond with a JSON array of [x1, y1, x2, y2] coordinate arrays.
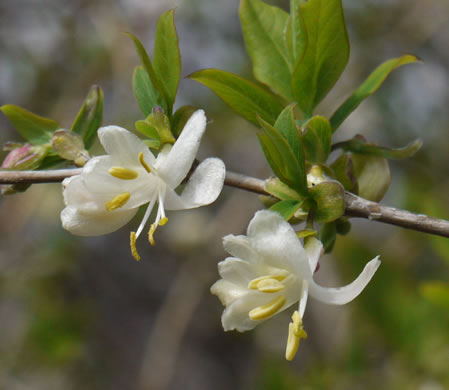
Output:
[[0, 0, 448, 389]]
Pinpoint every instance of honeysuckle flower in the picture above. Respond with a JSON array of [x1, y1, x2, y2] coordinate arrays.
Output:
[[210, 210, 380, 361], [61, 110, 225, 260]]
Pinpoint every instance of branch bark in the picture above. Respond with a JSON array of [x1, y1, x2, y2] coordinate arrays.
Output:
[[1, 168, 449, 238]]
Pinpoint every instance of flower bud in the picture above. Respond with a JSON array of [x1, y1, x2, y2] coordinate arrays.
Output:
[[1, 143, 48, 170], [152, 106, 175, 145], [51, 129, 90, 166]]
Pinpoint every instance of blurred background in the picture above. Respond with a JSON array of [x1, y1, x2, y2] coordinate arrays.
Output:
[[0, 0, 449, 389]]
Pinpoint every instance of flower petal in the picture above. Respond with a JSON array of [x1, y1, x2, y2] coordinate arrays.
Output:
[[247, 210, 311, 278], [81, 156, 156, 210], [298, 280, 309, 318], [164, 158, 225, 210], [308, 256, 381, 305], [217, 257, 265, 286], [304, 237, 323, 273], [98, 125, 155, 166], [222, 235, 258, 263], [61, 205, 138, 236], [157, 110, 207, 188], [210, 279, 249, 307]]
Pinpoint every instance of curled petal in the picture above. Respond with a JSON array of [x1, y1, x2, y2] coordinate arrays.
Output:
[[304, 237, 323, 273], [298, 280, 309, 319], [164, 157, 225, 210], [98, 125, 155, 166], [61, 206, 138, 236], [308, 256, 381, 305], [157, 110, 207, 188]]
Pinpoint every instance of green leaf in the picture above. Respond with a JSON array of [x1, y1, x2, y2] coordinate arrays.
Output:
[[171, 105, 198, 138], [291, 0, 349, 116], [153, 9, 181, 116], [351, 154, 391, 202], [189, 69, 284, 126], [319, 222, 337, 253], [302, 115, 332, 163], [71, 86, 103, 149], [330, 55, 419, 131], [240, 0, 292, 99], [1, 105, 59, 144], [331, 153, 357, 192], [135, 120, 159, 139], [133, 66, 167, 116], [127, 33, 167, 111], [309, 181, 345, 223], [274, 104, 306, 178], [286, 0, 306, 65], [270, 199, 304, 221], [333, 136, 422, 160], [296, 229, 317, 239], [258, 116, 308, 195], [264, 177, 303, 201]]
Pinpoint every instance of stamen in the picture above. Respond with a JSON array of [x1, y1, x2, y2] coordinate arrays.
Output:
[[108, 167, 138, 180], [249, 295, 286, 321], [255, 278, 285, 293], [130, 231, 141, 261], [148, 223, 157, 246], [285, 310, 307, 361], [159, 217, 168, 226], [248, 273, 288, 290], [139, 152, 152, 173], [105, 192, 130, 211]]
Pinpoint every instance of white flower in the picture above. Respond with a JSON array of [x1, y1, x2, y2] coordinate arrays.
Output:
[[210, 210, 380, 360], [61, 110, 225, 260]]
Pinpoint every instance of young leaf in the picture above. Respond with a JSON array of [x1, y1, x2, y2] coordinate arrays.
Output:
[[291, 0, 349, 117], [127, 33, 167, 111], [189, 69, 284, 126], [270, 199, 304, 221], [330, 55, 419, 131], [171, 105, 198, 138], [135, 120, 159, 139], [71, 85, 103, 149], [309, 181, 345, 223], [331, 153, 357, 192], [302, 115, 332, 163], [133, 66, 167, 116], [351, 154, 391, 202], [319, 221, 337, 253], [153, 9, 181, 116], [258, 116, 308, 195], [333, 136, 422, 159], [1, 105, 59, 144], [265, 177, 303, 201], [287, 0, 306, 64], [240, 0, 292, 99]]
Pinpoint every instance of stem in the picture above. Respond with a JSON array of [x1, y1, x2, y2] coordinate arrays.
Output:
[[1, 168, 449, 238]]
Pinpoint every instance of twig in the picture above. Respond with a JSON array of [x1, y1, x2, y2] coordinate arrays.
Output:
[[1, 168, 449, 238]]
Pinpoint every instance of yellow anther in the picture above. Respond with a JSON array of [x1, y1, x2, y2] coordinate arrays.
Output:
[[248, 273, 288, 290], [148, 223, 157, 246], [255, 278, 285, 293], [130, 231, 141, 261], [109, 167, 138, 180], [249, 295, 286, 321], [105, 192, 130, 211], [159, 217, 168, 226], [139, 152, 152, 173], [285, 311, 307, 361]]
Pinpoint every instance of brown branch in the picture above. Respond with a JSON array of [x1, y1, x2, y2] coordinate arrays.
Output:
[[1, 168, 449, 238]]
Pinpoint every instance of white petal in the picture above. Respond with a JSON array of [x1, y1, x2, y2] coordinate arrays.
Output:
[[81, 156, 156, 210], [304, 237, 323, 273], [217, 257, 265, 286], [247, 210, 312, 278], [210, 279, 249, 307], [308, 256, 381, 305], [63, 174, 104, 213], [98, 125, 156, 166], [222, 235, 258, 263], [157, 110, 207, 188], [164, 158, 225, 210], [61, 205, 138, 236]]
